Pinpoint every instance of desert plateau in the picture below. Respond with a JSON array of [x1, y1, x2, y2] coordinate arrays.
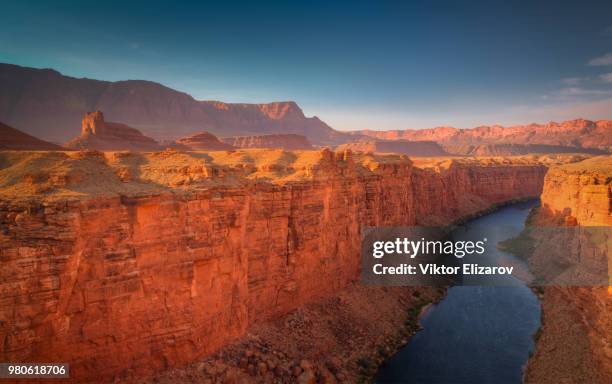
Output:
[[1, 1, 611, 383]]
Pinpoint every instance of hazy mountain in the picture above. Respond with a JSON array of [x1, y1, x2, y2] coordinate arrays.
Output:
[[0, 63, 346, 145], [0, 121, 64, 150]]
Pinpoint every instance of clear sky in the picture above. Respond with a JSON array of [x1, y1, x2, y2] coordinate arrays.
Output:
[[1, 0, 612, 131]]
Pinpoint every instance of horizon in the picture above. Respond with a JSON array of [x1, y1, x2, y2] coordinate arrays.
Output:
[[2, 61, 609, 133], [2, 0, 612, 130]]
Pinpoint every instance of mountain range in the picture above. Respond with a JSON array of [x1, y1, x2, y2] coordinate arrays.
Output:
[[1, 63, 611, 152], [353, 119, 612, 152], [0, 63, 345, 145]]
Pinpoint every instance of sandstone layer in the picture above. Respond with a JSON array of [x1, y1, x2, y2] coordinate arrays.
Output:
[[171, 132, 235, 151], [65, 111, 161, 151], [0, 150, 561, 381], [335, 139, 448, 157], [0, 121, 64, 150], [522, 156, 612, 384], [222, 134, 314, 150]]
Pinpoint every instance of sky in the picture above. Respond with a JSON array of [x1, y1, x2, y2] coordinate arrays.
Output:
[[1, 0, 612, 131]]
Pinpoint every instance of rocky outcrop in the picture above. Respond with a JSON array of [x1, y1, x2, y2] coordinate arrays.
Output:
[[222, 134, 314, 150], [0, 64, 346, 145], [336, 139, 448, 157], [65, 111, 161, 151], [0, 150, 555, 381], [537, 157, 612, 226], [172, 132, 235, 151], [522, 156, 612, 384], [355, 119, 612, 152], [0, 121, 64, 150]]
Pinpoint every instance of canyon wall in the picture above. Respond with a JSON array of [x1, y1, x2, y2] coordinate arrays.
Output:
[[0, 150, 549, 381], [524, 156, 611, 384]]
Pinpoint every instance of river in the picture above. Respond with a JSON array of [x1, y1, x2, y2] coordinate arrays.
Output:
[[375, 200, 542, 384]]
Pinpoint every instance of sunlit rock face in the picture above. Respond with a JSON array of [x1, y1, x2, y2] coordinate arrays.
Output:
[[65, 111, 161, 151], [538, 157, 612, 227], [0, 150, 555, 381], [524, 156, 612, 384]]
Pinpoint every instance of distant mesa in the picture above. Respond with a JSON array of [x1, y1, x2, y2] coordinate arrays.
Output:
[[353, 118, 612, 152], [171, 131, 235, 151], [1, 63, 611, 152], [65, 111, 161, 151], [443, 143, 608, 156], [0, 121, 64, 150], [336, 139, 448, 157], [222, 134, 314, 150]]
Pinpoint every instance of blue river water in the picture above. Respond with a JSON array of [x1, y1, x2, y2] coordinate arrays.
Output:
[[375, 201, 541, 384]]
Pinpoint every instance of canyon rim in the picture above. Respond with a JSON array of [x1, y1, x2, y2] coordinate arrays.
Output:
[[1, 1, 612, 383]]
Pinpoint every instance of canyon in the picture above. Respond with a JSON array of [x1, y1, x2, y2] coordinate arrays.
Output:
[[520, 157, 612, 384], [2, 63, 611, 154], [0, 149, 556, 382]]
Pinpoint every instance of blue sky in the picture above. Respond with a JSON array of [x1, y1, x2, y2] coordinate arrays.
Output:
[[1, 0, 612, 130]]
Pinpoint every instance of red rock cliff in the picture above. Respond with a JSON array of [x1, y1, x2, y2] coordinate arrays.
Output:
[[0, 151, 552, 381], [524, 156, 611, 384]]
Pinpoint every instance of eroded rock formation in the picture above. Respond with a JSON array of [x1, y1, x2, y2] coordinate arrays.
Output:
[[65, 111, 161, 151], [0, 150, 562, 381], [222, 134, 314, 150]]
